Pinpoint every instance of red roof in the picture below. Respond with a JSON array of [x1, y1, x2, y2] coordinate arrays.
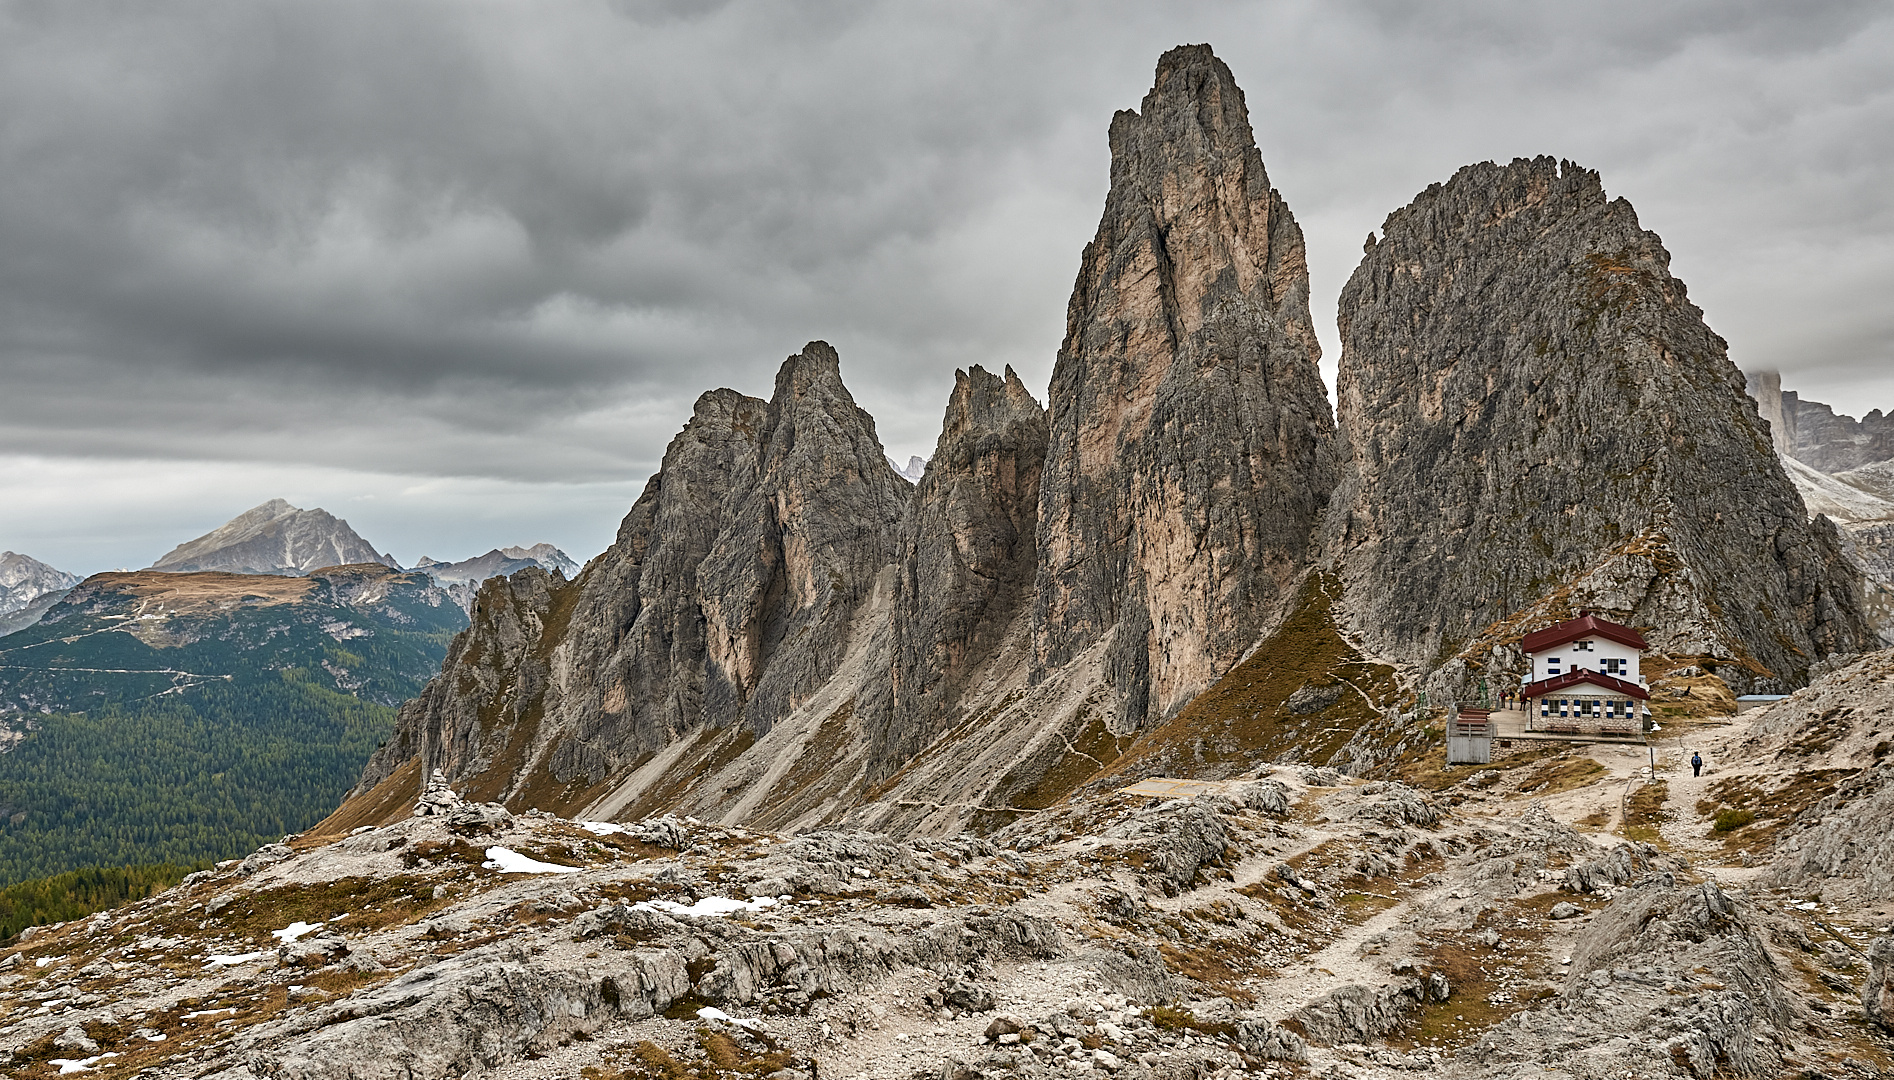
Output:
[[1520, 612, 1647, 654], [1522, 668, 1649, 701]]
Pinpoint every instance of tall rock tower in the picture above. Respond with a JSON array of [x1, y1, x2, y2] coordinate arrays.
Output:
[[1033, 44, 1336, 730], [859, 365, 1047, 780], [1326, 157, 1874, 690]]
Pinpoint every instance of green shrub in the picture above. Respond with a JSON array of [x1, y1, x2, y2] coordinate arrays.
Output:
[[1711, 808, 1756, 832]]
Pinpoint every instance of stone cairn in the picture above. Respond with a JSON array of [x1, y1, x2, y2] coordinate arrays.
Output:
[[413, 768, 463, 817]]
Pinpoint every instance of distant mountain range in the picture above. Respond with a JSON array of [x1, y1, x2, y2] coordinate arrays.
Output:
[[0, 502, 577, 881], [0, 552, 79, 637], [1745, 371, 1894, 634], [414, 544, 579, 611], [2, 500, 580, 638]]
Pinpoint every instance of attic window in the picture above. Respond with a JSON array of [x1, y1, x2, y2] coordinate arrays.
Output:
[[1575, 640, 1593, 651]]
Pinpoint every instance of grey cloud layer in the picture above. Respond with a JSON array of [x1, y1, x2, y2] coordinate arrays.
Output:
[[2, 0, 1890, 504]]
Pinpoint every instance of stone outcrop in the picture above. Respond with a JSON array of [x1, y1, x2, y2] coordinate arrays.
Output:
[[151, 498, 397, 576], [1469, 877, 1798, 1079], [1867, 933, 1894, 1033], [859, 364, 1047, 780], [1033, 43, 1335, 731], [1732, 650, 1894, 902], [1290, 974, 1449, 1046], [1325, 156, 1876, 690]]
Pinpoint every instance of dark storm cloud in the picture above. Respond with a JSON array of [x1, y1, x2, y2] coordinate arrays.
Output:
[[2, 0, 1891, 571]]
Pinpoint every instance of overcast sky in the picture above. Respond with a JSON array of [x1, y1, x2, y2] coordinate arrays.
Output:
[[3, 0, 1890, 575]]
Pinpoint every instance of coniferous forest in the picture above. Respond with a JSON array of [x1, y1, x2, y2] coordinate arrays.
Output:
[[0, 567, 464, 885]]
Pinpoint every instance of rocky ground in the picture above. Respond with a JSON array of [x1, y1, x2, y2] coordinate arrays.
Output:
[[5, 655, 1894, 1080]]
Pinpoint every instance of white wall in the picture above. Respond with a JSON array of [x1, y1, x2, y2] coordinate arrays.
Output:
[[1527, 636, 1641, 683]]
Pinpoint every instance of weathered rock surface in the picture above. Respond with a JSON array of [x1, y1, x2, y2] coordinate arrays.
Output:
[[1781, 389, 1894, 474], [1326, 156, 1876, 692], [151, 498, 397, 576], [859, 364, 1047, 780], [693, 342, 910, 735], [1867, 933, 1894, 1033], [1032, 43, 1335, 732], [21, 703, 1894, 1080], [1726, 651, 1894, 902], [1562, 841, 1681, 894], [348, 343, 908, 819], [1468, 878, 1799, 1079]]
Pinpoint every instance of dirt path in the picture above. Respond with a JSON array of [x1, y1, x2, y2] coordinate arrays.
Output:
[[1644, 717, 1769, 886]]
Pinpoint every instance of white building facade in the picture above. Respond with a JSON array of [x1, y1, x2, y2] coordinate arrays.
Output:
[[1519, 613, 1649, 731]]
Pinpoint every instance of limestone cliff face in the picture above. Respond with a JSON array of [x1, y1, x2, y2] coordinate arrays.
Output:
[[1326, 157, 1876, 690], [1033, 43, 1336, 731], [694, 342, 910, 735], [859, 365, 1047, 780], [348, 343, 909, 811], [1783, 392, 1894, 474]]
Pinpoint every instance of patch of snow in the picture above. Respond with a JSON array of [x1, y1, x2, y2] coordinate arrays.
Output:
[[697, 1005, 766, 1031], [635, 895, 778, 918], [49, 1053, 118, 1074], [482, 846, 581, 874], [203, 951, 269, 967], [271, 920, 324, 944], [184, 1007, 238, 1019], [576, 821, 627, 836], [35, 954, 66, 967]]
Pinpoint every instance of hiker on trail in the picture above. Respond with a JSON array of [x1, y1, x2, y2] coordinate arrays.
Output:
[[1691, 751, 1703, 777]]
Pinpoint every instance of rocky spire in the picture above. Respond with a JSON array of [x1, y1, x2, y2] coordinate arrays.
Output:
[[348, 342, 908, 808], [697, 341, 911, 732], [1033, 43, 1336, 729], [861, 364, 1047, 778], [1327, 156, 1875, 689]]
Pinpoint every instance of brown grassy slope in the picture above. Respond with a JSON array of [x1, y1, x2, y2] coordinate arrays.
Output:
[[1076, 574, 1404, 791]]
